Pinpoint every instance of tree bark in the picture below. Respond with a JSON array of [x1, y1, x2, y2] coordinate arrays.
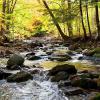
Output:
[[86, 1, 92, 38], [1, 0, 6, 35], [95, 0, 100, 40], [67, 0, 73, 37], [79, 0, 87, 39], [42, 0, 68, 40]]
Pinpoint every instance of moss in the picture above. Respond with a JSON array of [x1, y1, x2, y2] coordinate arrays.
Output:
[[92, 94, 100, 100], [93, 53, 100, 58], [93, 48, 100, 54]]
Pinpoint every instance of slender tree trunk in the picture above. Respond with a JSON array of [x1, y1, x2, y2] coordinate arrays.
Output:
[[86, 1, 92, 38], [42, 0, 68, 40], [67, 0, 73, 37], [1, 0, 6, 35], [6, 0, 10, 34], [79, 0, 87, 39], [95, 0, 100, 40]]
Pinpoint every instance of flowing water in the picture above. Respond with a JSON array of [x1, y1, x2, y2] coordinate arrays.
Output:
[[0, 44, 100, 100], [0, 73, 68, 100]]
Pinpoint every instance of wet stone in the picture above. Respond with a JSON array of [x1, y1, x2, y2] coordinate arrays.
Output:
[[58, 80, 71, 88], [48, 64, 77, 76], [7, 54, 24, 70], [51, 71, 69, 82], [62, 87, 84, 95], [27, 56, 41, 60], [71, 78, 97, 89], [7, 71, 33, 82], [0, 70, 12, 80], [48, 56, 71, 61]]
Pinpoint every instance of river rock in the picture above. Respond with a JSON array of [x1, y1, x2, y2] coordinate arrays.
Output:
[[82, 49, 95, 56], [0, 70, 12, 80], [71, 78, 97, 89], [69, 43, 79, 50], [30, 42, 43, 48], [58, 80, 71, 88], [79, 73, 99, 79], [93, 47, 100, 54], [62, 87, 84, 95], [7, 54, 24, 70], [48, 64, 77, 76], [7, 71, 33, 82], [51, 71, 69, 82], [48, 56, 71, 61], [27, 56, 41, 60], [91, 93, 100, 100], [93, 53, 100, 58], [26, 52, 35, 57]]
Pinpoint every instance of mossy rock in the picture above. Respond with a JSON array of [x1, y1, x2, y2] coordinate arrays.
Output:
[[93, 48, 100, 54], [69, 43, 79, 51], [66, 50, 74, 55], [7, 71, 33, 82], [7, 54, 24, 69], [79, 73, 99, 79], [71, 78, 97, 89], [82, 49, 95, 56], [93, 53, 100, 58], [92, 94, 100, 100], [48, 64, 77, 76], [51, 71, 69, 82]]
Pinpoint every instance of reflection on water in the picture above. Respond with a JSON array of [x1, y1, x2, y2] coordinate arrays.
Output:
[[41, 60, 97, 72]]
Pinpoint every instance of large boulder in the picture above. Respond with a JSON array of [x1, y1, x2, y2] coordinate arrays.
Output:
[[48, 64, 77, 76], [7, 54, 24, 70], [7, 71, 33, 82]]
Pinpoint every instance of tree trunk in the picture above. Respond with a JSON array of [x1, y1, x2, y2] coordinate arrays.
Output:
[[86, 1, 92, 38], [67, 0, 73, 37], [79, 0, 87, 39], [42, 0, 68, 40], [95, 0, 100, 40], [0, 0, 6, 35]]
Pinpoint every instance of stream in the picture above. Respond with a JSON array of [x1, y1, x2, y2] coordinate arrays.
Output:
[[0, 41, 100, 100]]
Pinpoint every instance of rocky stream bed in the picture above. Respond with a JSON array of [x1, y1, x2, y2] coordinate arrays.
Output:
[[0, 39, 100, 100]]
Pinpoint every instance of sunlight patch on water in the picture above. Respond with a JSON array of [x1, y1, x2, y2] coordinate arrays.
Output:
[[41, 60, 97, 71]]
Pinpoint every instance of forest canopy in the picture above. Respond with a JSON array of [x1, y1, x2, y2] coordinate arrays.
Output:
[[0, 0, 100, 41]]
